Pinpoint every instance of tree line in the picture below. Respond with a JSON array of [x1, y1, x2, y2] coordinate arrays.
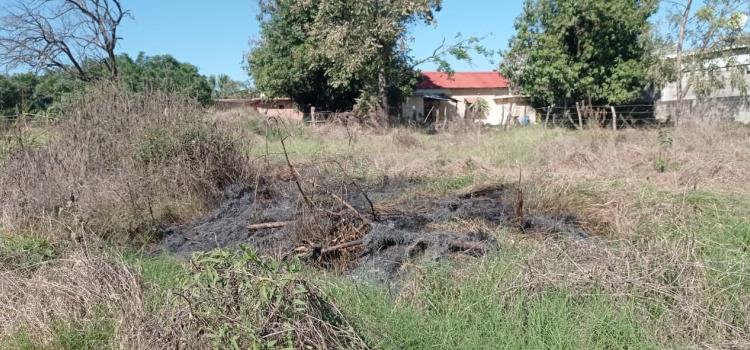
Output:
[[0, 0, 250, 117], [249, 0, 749, 123], [1, 0, 747, 121]]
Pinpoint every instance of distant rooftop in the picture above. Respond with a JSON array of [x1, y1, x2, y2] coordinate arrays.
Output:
[[418, 71, 509, 89]]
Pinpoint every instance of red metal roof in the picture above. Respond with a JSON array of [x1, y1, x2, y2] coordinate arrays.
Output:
[[418, 71, 509, 89]]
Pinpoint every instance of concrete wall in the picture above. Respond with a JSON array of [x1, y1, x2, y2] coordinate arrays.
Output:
[[657, 53, 750, 123], [656, 97, 750, 124]]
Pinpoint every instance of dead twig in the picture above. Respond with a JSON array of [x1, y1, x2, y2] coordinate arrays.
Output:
[[351, 180, 379, 222], [248, 221, 293, 231], [322, 239, 364, 255], [279, 135, 313, 208]]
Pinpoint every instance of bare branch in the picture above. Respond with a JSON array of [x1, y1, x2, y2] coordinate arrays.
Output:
[[0, 0, 130, 79]]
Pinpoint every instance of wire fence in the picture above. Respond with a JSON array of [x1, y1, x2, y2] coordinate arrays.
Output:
[[534, 103, 665, 129]]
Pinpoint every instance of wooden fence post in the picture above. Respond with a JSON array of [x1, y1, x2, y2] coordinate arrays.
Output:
[[610, 106, 617, 131]]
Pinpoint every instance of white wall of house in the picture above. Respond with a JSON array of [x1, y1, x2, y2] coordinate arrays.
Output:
[[402, 88, 537, 125]]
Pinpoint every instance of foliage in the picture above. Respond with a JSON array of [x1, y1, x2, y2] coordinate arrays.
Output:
[[248, 0, 360, 111], [2, 318, 115, 350], [655, 129, 674, 173], [117, 53, 214, 106], [248, 0, 364, 113], [467, 97, 491, 119], [309, 0, 442, 106], [0, 234, 61, 271], [249, 0, 485, 119], [0, 53, 215, 117], [157, 245, 367, 349], [0, 72, 83, 117], [501, 0, 658, 106]]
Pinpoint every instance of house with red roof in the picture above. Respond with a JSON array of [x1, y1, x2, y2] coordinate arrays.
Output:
[[403, 71, 536, 126]]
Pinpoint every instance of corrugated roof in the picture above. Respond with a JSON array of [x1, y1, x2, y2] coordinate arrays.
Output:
[[418, 71, 509, 89]]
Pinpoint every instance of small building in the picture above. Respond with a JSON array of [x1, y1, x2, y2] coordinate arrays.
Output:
[[402, 71, 537, 126], [214, 97, 304, 121]]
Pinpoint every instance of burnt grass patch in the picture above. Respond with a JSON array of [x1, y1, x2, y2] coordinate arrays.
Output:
[[159, 177, 589, 281]]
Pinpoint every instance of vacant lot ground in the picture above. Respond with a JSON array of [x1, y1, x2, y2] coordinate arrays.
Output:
[[2, 97, 749, 349]]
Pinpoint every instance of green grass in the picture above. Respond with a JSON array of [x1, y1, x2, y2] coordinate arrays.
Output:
[[0, 234, 62, 271], [122, 252, 188, 312], [2, 318, 115, 350], [325, 252, 660, 350]]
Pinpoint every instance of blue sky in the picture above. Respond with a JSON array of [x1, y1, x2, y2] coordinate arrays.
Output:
[[117, 0, 523, 81], [3, 0, 743, 80]]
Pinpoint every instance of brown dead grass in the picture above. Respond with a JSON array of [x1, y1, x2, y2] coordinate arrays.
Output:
[[537, 121, 750, 194], [0, 242, 144, 348]]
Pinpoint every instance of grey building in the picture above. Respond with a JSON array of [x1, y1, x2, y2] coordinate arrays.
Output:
[[656, 45, 750, 124]]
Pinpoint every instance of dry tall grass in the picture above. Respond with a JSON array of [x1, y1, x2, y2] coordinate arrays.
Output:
[[0, 83, 251, 241], [0, 242, 144, 348]]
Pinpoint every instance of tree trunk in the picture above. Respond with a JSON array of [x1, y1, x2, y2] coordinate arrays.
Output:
[[378, 49, 391, 127], [675, 0, 693, 125]]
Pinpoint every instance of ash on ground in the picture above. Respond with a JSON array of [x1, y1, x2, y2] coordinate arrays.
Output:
[[160, 179, 588, 281]]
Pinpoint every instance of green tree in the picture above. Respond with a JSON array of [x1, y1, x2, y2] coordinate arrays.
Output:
[[311, 0, 442, 122], [248, 0, 363, 114], [0, 75, 21, 116], [117, 53, 213, 105], [249, 0, 489, 121], [501, 0, 657, 107], [0, 72, 81, 116]]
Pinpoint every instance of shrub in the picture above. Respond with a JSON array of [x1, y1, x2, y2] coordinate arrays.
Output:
[[0, 82, 250, 241]]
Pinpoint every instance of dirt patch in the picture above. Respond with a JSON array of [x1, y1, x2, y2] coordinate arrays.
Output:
[[159, 178, 589, 281]]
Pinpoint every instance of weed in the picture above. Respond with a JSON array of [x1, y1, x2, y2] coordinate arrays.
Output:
[[2, 317, 115, 350], [0, 234, 61, 271], [150, 245, 367, 349]]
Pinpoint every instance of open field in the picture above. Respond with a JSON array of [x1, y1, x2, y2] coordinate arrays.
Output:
[[2, 93, 750, 349]]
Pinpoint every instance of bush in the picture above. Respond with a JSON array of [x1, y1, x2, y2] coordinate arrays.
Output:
[[0, 82, 250, 241], [149, 246, 367, 349]]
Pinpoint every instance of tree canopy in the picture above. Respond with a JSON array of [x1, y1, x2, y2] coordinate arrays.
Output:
[[248, 0, 482, 120], [0, 53, 215, 116], [501, 0, 658, 107], [116, 53, 213, 105], [247, 0, 363, 113], [208, 74, 253, 99]]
